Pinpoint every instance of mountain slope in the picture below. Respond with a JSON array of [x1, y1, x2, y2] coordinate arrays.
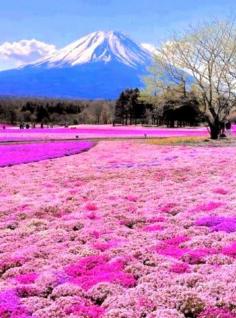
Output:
[[0, 31, 153, 99], [0, 62, 148, 99]]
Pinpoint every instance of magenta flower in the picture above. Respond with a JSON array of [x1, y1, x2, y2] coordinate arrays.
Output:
[[65, 255, 136, 290], [66, 302, 105, 318], [198, 307, 236, 318], [14, 273, 38, 284], [222, 242, 236, 258], [157, 245, 190, 259]]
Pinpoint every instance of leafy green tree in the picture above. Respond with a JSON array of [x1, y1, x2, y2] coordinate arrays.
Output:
[[114, 88, 148, 125]]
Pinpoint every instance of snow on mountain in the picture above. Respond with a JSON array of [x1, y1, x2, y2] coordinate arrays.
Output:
[[141, 43, 159, 56], [33, 31, 153, 68]]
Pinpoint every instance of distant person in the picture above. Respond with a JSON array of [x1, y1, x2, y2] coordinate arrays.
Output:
[[219, 121, 226, 138], [226, 121, 232, 136]]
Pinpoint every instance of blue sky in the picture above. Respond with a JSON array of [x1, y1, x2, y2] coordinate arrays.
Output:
[[0, 0, 235, 69], [1, 0, 235, 45]]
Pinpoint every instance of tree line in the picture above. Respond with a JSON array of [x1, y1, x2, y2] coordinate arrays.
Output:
[[0, 97, 115, 126], [114, 86, 204, 127], [0, 87, 205, 129]]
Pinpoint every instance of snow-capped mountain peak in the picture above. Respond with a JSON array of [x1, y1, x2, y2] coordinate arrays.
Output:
[[34, 31, 153, 68]]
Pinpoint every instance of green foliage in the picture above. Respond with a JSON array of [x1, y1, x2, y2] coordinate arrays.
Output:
[[178, 296, 205, 318], [141, 83, 204, 127], [114, 88, 152, 125]]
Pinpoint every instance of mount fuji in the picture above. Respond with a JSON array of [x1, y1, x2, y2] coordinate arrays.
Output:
[[0, 31, 154, 99]]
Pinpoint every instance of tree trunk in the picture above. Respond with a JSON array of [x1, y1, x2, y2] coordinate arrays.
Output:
[[125, 114, 128, 125], [209, 123, 221, 139]]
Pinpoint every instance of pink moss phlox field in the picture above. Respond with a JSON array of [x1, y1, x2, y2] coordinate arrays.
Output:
[[0, 141, 94, 167], [0, 124, 216, 142], [2, 140, 236, 317]]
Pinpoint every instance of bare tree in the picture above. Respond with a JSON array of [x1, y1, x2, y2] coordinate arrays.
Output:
[[149, 20, 236, 139]]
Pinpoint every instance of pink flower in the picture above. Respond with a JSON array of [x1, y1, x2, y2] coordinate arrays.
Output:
[[85, 203, 98, 211], [93, 240, 119, 252], [87, 212, 98, 220], [125, 195, 138, 202], [160, 203, 177, 213], [192, 201, 224, 213], [157, 245, 190, 259], [183, 248, 218, 264], [164, 235, 189, 245], [156, 236, 190, 259], [170, 262, 191, 274], [213, 188, 228, 195]]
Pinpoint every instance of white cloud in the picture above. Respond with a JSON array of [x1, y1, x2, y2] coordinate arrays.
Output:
[[0, 39, 57, 70]]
